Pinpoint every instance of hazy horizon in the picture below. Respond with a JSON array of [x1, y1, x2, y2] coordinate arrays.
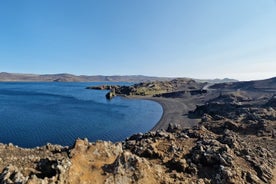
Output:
[[0, 0, 275, 81], [2, 71, 276, 82]]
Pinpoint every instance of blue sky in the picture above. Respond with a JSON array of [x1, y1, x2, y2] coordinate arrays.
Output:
[[0, 0, 275, 80]]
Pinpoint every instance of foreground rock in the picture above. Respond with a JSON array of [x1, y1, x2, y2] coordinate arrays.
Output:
[[0, 143, 70, 183], [0, 121, 275, 183]]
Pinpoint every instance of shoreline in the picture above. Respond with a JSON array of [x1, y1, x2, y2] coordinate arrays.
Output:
[[124, 95, 201, 131]]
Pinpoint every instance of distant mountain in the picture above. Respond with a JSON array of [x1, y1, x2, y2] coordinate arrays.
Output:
[[0, 72, 240, 84], [195, 78, 238, 83], [0, 72, 173, 82], [210, 77, 276, 91]]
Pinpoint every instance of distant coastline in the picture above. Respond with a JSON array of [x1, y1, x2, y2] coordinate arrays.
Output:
[[0, 72, 238, 83], [0, 72, 173, 82]]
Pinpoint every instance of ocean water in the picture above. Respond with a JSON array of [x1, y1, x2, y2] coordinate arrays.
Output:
[[0, 82, 162, 148]]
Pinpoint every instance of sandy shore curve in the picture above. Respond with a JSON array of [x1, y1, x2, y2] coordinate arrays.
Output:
[[126, 95, 201, 131]]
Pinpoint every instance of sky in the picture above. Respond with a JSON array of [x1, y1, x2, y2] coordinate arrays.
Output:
[[0, 0, 275, 81]]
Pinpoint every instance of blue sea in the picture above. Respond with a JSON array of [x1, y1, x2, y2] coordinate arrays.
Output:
[[0, 82, 162, 148]]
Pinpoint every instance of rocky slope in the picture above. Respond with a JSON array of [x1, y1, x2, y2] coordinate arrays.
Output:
[[0, 122, 275, 183]]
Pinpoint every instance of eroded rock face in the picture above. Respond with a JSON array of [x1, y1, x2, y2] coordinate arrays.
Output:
[[68, 139, 123, 184], [0, 143, 71, 184]]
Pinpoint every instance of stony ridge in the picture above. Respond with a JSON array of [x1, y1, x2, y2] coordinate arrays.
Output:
[[0, 123, 274, 183], [87, 78, 206, 99]]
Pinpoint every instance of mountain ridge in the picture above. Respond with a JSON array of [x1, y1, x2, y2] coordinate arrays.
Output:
[[0, 72, 238, 83]]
